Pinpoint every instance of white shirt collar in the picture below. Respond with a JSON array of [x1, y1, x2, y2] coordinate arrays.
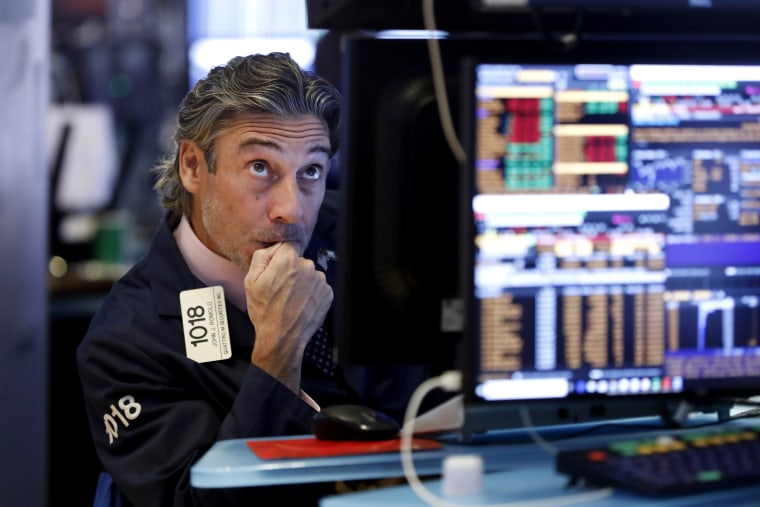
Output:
[[173, 214, 247, 312]]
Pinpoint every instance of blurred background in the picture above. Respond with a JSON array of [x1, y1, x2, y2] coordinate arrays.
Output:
[[49, 0, 325, 280]]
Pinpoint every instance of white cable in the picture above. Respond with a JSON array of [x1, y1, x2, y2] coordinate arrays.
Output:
[[400, 370, 615, 507], [421, 0, 467, 166], [518, 405, 560, 456]]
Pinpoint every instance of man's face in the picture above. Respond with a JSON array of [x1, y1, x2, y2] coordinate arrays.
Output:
[[180, 114, 331, 272]]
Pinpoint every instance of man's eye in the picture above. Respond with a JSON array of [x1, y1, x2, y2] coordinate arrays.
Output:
[[248, 161, 269, 177], [302, 165, 323, 181]]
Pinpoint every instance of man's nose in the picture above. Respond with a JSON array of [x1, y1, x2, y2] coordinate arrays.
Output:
[[268, 177, 303, 223]]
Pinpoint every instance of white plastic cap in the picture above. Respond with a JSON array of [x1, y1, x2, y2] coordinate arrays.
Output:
[[441, 454, 484, 497]]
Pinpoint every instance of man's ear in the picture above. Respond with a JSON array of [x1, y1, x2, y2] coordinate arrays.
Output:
[[178, 140, 204, 194]]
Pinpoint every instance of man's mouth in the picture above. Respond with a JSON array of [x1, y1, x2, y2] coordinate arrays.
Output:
[[261, 225, 303, 247]]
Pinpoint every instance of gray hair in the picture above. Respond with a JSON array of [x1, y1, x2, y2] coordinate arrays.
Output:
[[152, 52, 342, 226]]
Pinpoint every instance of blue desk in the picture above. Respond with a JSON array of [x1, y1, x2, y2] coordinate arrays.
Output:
[[190, 418, 651, 488], [320, 466, 760, 506], [190, 433, 535, 488], [190, 417, 760, 505]]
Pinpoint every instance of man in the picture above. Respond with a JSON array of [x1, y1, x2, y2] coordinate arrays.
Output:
[[77, 52, 369, 506]]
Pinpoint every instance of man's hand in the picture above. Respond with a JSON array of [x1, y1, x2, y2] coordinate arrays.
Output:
[[244, 242, 333, 392]]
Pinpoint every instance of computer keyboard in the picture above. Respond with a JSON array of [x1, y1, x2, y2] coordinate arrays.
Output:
[[555, 424, 760, 496]]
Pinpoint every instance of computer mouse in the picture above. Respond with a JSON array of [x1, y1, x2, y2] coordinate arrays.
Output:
[[311, 404, 401, 441]]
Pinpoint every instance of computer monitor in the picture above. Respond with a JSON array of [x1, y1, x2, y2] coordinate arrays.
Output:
[[334, 35, 466, 376], [459, 43, 760, 438]]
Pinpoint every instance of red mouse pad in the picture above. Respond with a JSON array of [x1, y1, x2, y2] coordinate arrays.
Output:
[[246, 437, 442, 460]]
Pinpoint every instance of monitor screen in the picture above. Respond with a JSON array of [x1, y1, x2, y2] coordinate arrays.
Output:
[[460, 55, 760, 436]]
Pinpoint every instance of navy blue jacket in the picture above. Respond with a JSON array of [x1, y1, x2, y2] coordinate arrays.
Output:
[[77, 191, 360, 506]]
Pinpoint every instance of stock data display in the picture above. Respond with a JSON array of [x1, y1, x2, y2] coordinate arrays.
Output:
[[471, 63, 760, 401], [475, 64, 630, 194]]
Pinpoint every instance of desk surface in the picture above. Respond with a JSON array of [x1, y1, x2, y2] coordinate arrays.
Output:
[[191, 418, 653, 488], [320, 465, 760, 507], [191, 416, 760, 504], [190, 433, 539, 488]]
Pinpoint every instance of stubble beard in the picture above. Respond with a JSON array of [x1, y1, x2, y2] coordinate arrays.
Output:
[[200, 198, 251, 273], [199, 191, 320, 273]]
